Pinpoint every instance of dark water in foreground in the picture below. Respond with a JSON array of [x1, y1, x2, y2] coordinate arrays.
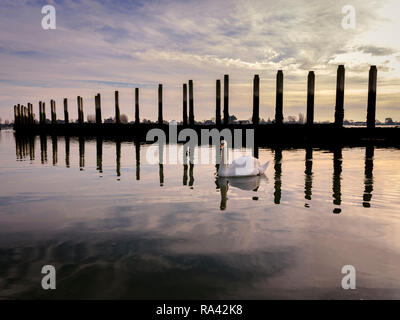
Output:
[[1, 129, 400, 299]]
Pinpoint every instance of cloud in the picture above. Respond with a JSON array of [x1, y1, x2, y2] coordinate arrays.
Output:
[[0, 0, 399, 122], [357, 45, 397, 56]]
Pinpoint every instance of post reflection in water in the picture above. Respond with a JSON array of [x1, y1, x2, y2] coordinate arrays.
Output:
[[65, 136, 70, 168], [40, 135, 47, 164], [135, 140, 140, 181], [29, 136, 35, 161], [79, 137, 85, 170], [52, 136, 58, 166], [273, 147, 282, 204], [304, 148, 313, 206], [363, 146, 375, 208], [332, 147, 342, 214], [183, 148, 188, 186], [159, 142, 164, 186], [116, 140, 121, 178], [13, 137, 381, 212], [96, 137, 103, 174]]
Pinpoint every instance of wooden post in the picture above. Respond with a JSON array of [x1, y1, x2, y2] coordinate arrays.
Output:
[[39, 102, 42, 125], [135, 88, 140, 124], [252, 75, 260, 125], [95, 93, 102, 124], [183, 84, 188, 125], [216, 80, 221, 125], [189, 80, 194, 125], [27, 103, 31, 125], [20, 106, 25, 126], [306, 71, 315, 125], [17, 104, 21, 126], [367, 66, 377, 129], [29, 103, 33, 124], [223, 75, 229, 125], [64, 98, 69, 124], [275, 70, 283, 125], [42, 102, 46, 124], [27, 103, 31, 124], [51, 100, 56, 124], [14, 105, 17, 125], [334, 65, 345, 127], [80, 96, 84, 123], [158, 84, 163, 124], [115, 91, 120, 124]]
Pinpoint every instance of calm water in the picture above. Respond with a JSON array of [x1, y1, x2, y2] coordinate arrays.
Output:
[[1, 129, 400, 299]]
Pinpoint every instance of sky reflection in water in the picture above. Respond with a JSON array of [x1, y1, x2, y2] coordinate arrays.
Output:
[[1, 129, 400, 299]]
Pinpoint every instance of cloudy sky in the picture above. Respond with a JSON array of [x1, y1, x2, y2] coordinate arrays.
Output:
[[0, 0, 399, 123]]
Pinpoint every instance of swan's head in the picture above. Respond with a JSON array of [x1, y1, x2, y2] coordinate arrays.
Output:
[[220, 140, 226, 150]]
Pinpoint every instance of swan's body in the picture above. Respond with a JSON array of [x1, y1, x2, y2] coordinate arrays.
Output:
[[217, 141, 270, 177]]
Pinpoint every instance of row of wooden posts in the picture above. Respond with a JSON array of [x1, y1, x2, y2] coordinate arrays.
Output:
[[13, 65, 378, 129]]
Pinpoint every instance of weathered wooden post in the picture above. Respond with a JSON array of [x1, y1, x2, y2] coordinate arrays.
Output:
[[17, 104, 21, 126], [64, 98, 69, 124], [223, 75, 229, 125], [27, 103, 31, 125], [95, 93, 102, 124], [21, 106, 25, 127], [334, 65, 345, 127], [51, 100, 56, 124], [14, 105, 17, 126], [306, 71, 315, 126], [80, 96, 84, 123], [367, 66, 377, 129], [189, 80, 194, 125], [158, 84, 163, 124], [135, 88, 140, 124], [216, 80, 221, 125], [275, 70, 284, 125], [252, 75, 260, 125], [42, 102, 46, 124], [29, 103, 34, 124], [39, 102, 42, 125], [115, 91, 120, 124], [183, 84, 188, 125], [77, 96, 82, 124]]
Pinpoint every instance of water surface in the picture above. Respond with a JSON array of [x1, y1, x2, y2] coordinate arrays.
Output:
[[1, 129, 400, 299]]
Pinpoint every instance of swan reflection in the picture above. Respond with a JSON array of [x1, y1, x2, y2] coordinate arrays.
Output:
[[216, 175, 265, 211]]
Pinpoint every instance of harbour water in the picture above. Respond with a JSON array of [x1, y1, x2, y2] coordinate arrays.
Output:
[[1, 129, 400, 299]]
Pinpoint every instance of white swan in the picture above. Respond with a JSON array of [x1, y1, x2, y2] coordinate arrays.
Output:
[[217, 140, 270, 177]]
